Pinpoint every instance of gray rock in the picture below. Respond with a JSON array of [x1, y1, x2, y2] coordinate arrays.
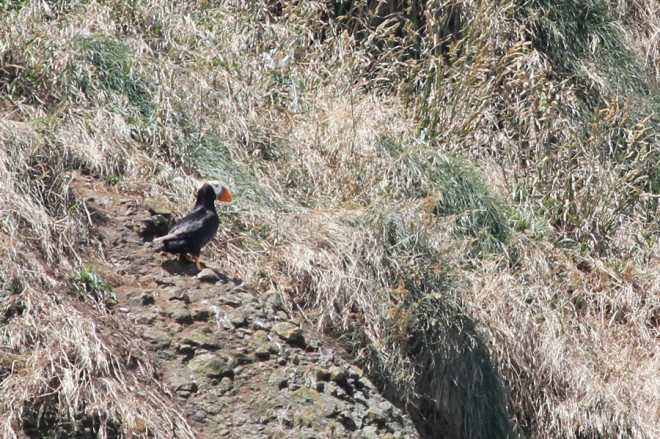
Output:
[[154, 276, 175, 287], [264, 291, 284, 311], [337, 411, 357, 430], [191, 307, 211, 321], [251, 319, 272, 331], [329, 366, 348, 385], [191, 410, 207, 423], [268, 371, 289, 389], [365, 406, 387, 426], [349, 366, 364, 380], [126, 292, 155, 306], [252, 330, 269, 344], [197, 268, 221, 283], [316, 368, 331, 382], [254, 338, 279, 360], [218, 377, 234, 393], [163, 287, 190, 304], [219, 295, 242, 308], [358, 376, 376, 391], [229, 310, 248, 328], [142, 328, 171, 351], [181, 329, 222, 350], [265, 342, 280, 355], [173, 377, 198, 398], [188, 353, 234, 379], [203, 401, 225, 415], [169, 307, 193, 325], [145, 199, 173, 216], [137, 312, 159, 325], [272, 322, 305, 347]]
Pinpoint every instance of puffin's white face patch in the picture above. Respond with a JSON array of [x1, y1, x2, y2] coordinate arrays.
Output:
[[207, 181, 224, 196]]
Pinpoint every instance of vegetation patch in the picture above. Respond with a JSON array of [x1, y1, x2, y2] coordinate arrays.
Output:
[[70, 35, 155, 122], [70, 265, 116, 308]]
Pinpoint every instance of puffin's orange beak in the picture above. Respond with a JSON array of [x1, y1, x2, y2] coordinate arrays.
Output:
[[218, 188, 232, 202]]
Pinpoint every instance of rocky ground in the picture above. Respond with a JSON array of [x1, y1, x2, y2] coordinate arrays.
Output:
[[72, 177, 420, 439]]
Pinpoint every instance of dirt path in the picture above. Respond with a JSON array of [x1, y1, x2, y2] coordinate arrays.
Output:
[[70, 176, 419, 439]]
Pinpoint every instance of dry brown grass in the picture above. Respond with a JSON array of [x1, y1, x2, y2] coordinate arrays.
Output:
[[2, 0, 660, 438], [472, 242, 660, 438], [0, 290, 194, 439], [614, 0, 660, 81]]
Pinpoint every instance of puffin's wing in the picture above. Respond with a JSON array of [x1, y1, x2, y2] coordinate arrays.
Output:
[[154, 208, 215, 242]]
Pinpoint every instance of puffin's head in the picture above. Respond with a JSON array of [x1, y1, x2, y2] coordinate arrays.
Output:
[[207, 181, 232, 202]]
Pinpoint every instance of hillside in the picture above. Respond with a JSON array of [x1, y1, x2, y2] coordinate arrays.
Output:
[[2, 0, 660, 438]]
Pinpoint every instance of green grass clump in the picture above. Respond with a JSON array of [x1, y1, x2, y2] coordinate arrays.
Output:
[[70, 265, 116, 308], [70, 35, 155, 122], [432, 156, 512, 258]]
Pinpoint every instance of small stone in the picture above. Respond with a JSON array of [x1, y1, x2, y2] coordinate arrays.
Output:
[[272, 322, 305, 347], [175, 343, 195, 358], [365, 406, 387, 426], [251, 319, 272, 331], [142, 328, 171, 351], [229, 310, 248, 328], [268, 371, 289, 389], [264, 291, 284, 311], [218, 377, 234, 392], [361, 426, 381, 438], [145, 199, 173, 216], [174, 378, 198, 398], [203, 401, 225, 415], [252, 330, 270, 343], [192, 410, 207, 423], [266, 342, 280, 355], [219, 295, 242, 308], [338, 412, 357, 430], [379, 401, 394, 416], [329, 366, 348, 385], [154, 276, 175, 287], [316, 369, 331, 382], [254, 345, 271, 361], [126, 292, 156, 306], [181, 330, 222, 350], [358, 376, 376, 390], [166, 322, 184, 335], [188, 353, 234, 379], [306, 338, 320, 350], [326, 383, 339, 397], [137, 312, 159, 325], [197, 268, 221, 283], [163, 288, 190, 304], [349, 366, 364, 380], [192, 308, 211, 321], [169, 307, 193, 325]]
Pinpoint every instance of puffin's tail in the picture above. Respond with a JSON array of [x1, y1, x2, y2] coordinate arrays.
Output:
[[149, 234, 172, 252]]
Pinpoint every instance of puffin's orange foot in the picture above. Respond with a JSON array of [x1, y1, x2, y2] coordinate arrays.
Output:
[[193, 256, 207, 272]]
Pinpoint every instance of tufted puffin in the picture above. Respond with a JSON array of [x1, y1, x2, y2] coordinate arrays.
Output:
[[154, 181, 232, 271]]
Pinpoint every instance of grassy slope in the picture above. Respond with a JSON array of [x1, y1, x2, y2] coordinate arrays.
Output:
[[1, 0, 660, 438]]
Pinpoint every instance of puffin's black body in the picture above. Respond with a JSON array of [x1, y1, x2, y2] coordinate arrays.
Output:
[[155, 182, 231, 271]]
